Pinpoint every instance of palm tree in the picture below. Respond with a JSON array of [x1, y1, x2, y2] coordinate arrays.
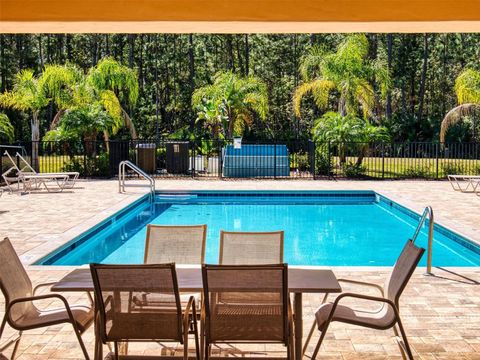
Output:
[[43, 59, 139, 144], [0, 69, 49, 170], [440, 68, 480, 142], [48, 104, 122, 156], [192, 71, 268, 138], [87, 57, 139, 139], [0, 113, 14, 143], [293, 34, 391, 119]]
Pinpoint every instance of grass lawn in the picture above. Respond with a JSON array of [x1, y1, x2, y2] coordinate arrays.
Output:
[[336, 156, 480, 178]]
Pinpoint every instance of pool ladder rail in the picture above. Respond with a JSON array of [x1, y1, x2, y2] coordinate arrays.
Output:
[[118, 160, 155, 198], [411, 206, 434, 275]]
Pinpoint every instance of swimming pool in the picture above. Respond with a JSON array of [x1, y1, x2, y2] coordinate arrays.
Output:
[[37, 191, 480, 266]]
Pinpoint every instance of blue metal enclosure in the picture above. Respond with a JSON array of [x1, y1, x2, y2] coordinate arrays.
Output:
[[222, 144, 290, 177]]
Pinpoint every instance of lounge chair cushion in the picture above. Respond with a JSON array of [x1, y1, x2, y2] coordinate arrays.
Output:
[[315, 302, 396, 331]]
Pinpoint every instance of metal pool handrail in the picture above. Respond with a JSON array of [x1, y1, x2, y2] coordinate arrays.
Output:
[[411, 206, 434, 275], [118, 160, 155, 196]]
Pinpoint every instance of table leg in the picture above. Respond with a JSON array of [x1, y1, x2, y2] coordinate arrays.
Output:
[[294, 293, 303, 360]]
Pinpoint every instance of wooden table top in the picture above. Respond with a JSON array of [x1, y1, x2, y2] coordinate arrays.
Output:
[[51, 267, 341, 294]]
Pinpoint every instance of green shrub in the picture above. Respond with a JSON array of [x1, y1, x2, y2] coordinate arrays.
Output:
[[292, 151, 310, 171], [315, 151, 333, 176], [63, 152, 110, 177], [473, 164, 480, 175], [342, 162, 366, 178], [441, 162, 464, 176], [404, 165, 431, 178]]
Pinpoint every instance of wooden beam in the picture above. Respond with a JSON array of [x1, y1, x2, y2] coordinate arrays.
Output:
[[2, 0, 480, 22], [2, 21, 480, 34]]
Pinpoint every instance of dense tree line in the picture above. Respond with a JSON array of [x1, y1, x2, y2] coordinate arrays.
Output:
[[1, 33, 479, 143]]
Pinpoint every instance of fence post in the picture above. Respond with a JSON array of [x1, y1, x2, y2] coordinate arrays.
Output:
[[273, 141, 277, 179], [83, 141, 87, 177], [218, 139, 223, 179], [435, 143, 439, 179], [327, 141, 331, 177], [381, 142, 385, 179], [311, 140, 316, 180], [191, 140, 195, 178]]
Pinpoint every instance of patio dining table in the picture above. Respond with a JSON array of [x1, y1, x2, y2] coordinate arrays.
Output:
[[51, 267, 341, 360]]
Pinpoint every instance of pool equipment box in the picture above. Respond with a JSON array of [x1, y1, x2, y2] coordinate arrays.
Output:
[[222, 144, 290, 177]]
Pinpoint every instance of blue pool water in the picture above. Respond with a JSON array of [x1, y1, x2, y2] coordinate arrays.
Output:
[[37, 191, 480, 266]]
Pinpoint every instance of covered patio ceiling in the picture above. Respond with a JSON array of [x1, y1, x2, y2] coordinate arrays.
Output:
[[1, 0, 480, 33]]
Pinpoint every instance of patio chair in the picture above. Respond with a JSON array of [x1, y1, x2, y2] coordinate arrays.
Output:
[[145, 224, 207, 265], [143, 224, 207, 306], [306, 240, 425, 360], [201, 264, 294, 360], [90, 263, 200, 360], [0, 237, 93, 360], [219, 230, 284, 264]]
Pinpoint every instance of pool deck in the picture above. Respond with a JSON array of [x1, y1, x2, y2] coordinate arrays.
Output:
[[0, 179, 479, 359]]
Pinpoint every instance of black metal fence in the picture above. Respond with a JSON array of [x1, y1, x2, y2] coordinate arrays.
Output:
[[1, 140, 479, 181]]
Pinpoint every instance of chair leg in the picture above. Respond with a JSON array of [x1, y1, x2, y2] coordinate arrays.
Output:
[[10, 331, 22, 360], [204, 343, 210, 360], [395, 319, 414, 360], [302, 320, 316, 356], [311, 320, 331, 360], [1, 315, 22, 360], [302, 292, 329, 356], [71, 323, 90, 360], [193, 317, 200, 360], [200, 320, 205, 360], [392, 325, 407, 360]]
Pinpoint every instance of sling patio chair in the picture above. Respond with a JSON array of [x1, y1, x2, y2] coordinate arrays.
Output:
[[0, 237, 93, 360], [143, 224, 207, 308], [144, 225, 207, 265], [90, 263, 200, 360], [304, 240, 425, 360], [219, 230, 284, 265], [201, 264, 294, 360]]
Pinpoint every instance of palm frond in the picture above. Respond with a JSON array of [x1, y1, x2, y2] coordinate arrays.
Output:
[[293, 79, 334, 117], [440, 103, 480, 142], [0, 113, 14, 142], [454, 68, 480, 104]]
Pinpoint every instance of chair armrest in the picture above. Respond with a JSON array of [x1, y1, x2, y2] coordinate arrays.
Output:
[[6, 293, 76, 325], [321, 292, 399, 330], [33, 282, 60, 295], [337, 279, 384, 295], [183, 296, 197, 328], [333, 293, 395, 308]]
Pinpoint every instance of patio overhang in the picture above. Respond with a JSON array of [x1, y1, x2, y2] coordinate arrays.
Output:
[[1, 0, 480, 33]]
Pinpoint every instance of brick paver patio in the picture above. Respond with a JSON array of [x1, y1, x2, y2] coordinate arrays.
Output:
[[0, 179, 479, 359]]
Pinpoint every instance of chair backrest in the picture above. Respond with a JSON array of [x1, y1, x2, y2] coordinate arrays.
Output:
[[144, 224, 207, 265], [0, 238, 35, 324], [202, 264, 289, 343], [384, 240, 425, 307], [90, 263, 183, 343], [219, 230, 284, 264]]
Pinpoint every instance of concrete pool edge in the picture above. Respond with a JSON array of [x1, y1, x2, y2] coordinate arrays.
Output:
[[20, 190, 149, 265]]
